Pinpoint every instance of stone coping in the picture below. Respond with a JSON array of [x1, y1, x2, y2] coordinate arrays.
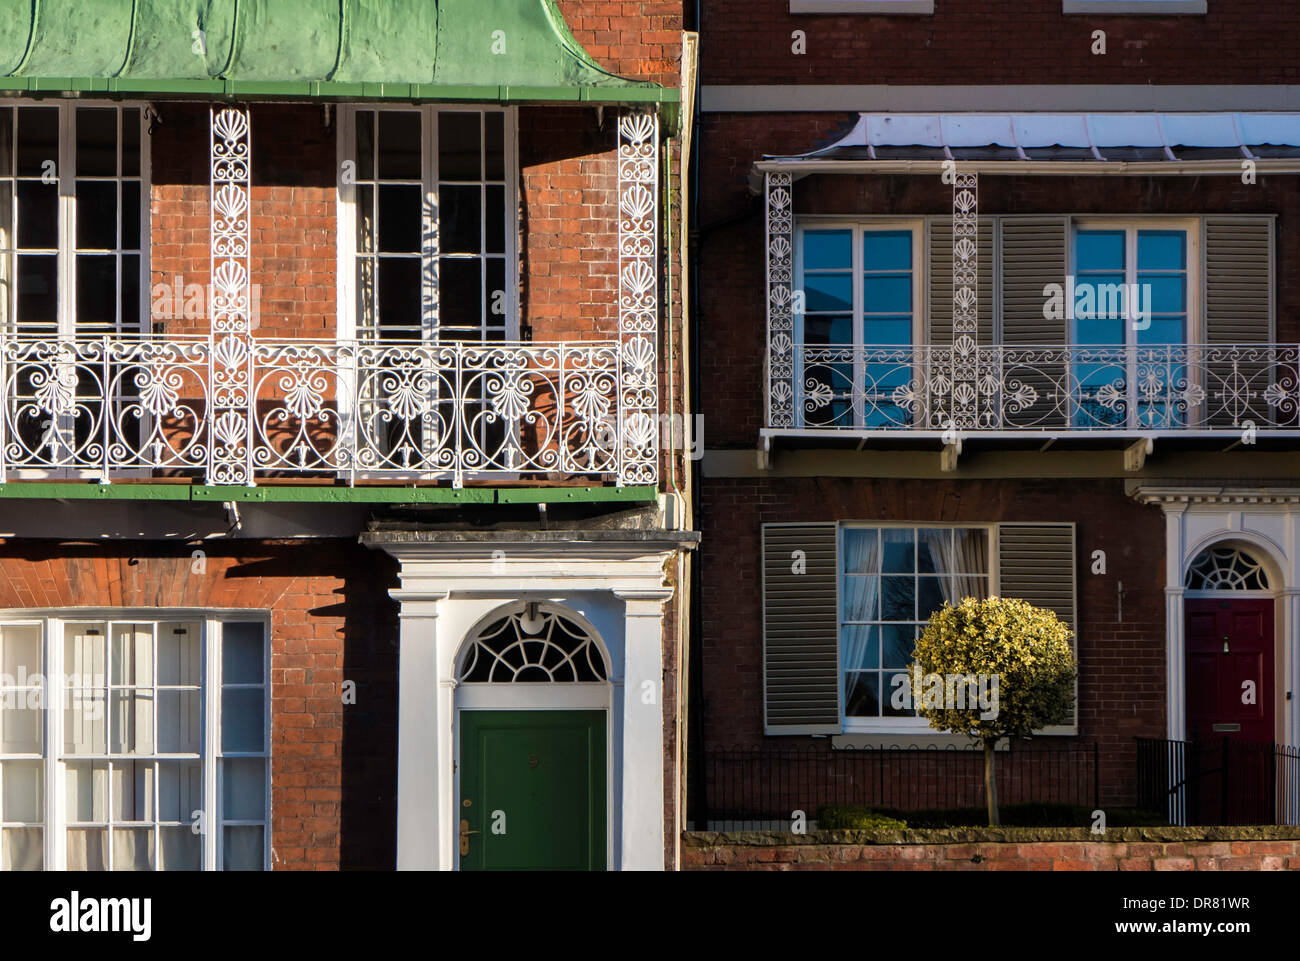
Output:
[[684, 826, 1300, 846]]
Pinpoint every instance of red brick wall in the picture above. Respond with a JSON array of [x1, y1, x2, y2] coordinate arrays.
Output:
[[0, 540, 399, 870], [699, 477, 1167, 807], [559, 1, 686, 85], [683, 833, 1300, 870], [701, 0, 1299, 85]]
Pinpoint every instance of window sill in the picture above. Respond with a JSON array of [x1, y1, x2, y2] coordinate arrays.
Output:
[[1062, 0, 1206, 13], [790, 0, 934, 13]]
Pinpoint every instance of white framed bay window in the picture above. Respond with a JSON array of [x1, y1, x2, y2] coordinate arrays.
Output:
[[0, 613, 269, 871]]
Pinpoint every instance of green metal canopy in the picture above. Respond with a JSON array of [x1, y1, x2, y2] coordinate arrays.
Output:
[[0, 0, 674, 103]]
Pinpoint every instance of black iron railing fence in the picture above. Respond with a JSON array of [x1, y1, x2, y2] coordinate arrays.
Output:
[[1136, 737, 1300, 826], [700, 742, 1099, 825]]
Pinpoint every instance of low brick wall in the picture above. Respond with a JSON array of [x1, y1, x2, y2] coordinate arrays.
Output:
[[683, 828, 1300, 871]]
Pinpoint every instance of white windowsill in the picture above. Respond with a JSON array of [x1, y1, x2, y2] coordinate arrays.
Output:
[[791, 0, 934, 13]]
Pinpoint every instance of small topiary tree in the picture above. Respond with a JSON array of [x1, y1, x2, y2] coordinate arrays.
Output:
[[909, 596, 1076, 827]]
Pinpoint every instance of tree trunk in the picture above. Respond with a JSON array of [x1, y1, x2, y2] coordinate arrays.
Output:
[[984, 739, 1000, 827]]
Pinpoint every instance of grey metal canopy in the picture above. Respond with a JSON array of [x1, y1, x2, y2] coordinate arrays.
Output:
[[754, 112, 1300, 178]]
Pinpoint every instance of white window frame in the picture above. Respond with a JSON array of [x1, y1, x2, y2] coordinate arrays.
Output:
[[1064, 0, 1205, 13], [1071, 216, 1201, 429], [0, 610, 269, 871], [335, 104, 520, 344], [791, 0, 934, 13], [838, 522, 998, 735], [0, 100, 151, 340], [794, 217, 924, 429]]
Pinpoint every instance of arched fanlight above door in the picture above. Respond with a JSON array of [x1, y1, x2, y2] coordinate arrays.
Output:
[[457, 602, 609, 683], [1184, 546, 1271, 591]]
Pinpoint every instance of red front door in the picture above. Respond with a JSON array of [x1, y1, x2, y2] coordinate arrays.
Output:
[[1184, 597, 1276, 824], [1185, 598, 1274, 743]]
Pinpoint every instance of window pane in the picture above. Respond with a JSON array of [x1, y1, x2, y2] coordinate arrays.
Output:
[[881, 576, 915, 621], [378, 111, 421, 180], [223, 825, 264, 870], [121, 253, 141, 330], [121, 180, 141, 250], [158, 761, 201, 824], [76, 255, 118, 330], [1140, 275, 1185, 314], [66, 827, 106, 870], [882, 670, 916, 717], [440, 184, 481, 254], [1, 702, 41, 753], [439, 112, 481, 180], [863, 230, 911, 271], [377, 257, 421, 335], [355, 110, 375, 180], [863, 275, 911, 313], [76, 180, 118, 249], [377, 184, 421, 253], [803, 314, 851, 344], [1075, 230, 1124, 270], [844, 672, 879, 717], [484, 112, 505, 180], [109, 689, 154, 755], [437, 257, 481, 333], [157, 624, 200, 686], [112, 827, 154, 870], [159, 827, 201, 870], [223, 757, 266, 820], [16, 108, 58, 178], [1, 624, 40, 678], [841, 575, 878, 621], [111, 624, 153, 686], [804, 273, 851, 312], [66, 624, 107, 677], [76, 108, 118, 177], [222, 623, 264, 684], [222, 689, 264, 753], [157, 690, 200, 754], [881, 529, 915, 574], [65, 760, 108, 822], [111, 760, 154, 821], [485, 184, 505, 254], [1138, 230, 1185, 270], [121, 108, 140, 177], [1, 827, 42, 869], [803, 230, 851, 270], [917, 576, 946, 619], [1, 759, 42, 821], [862, 316, 911, 346], [842, 529, 878, 573], [64, 690, 106, 754], [881, 624, 917, 669], [840, 625, 879, 671], [16, 182, 57, 249]]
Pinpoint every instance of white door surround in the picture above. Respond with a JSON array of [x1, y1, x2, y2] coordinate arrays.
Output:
[[1132, 486, 1299, 749], [361, 531, 690, 871]]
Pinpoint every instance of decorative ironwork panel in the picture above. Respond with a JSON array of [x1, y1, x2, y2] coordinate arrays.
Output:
[[618, 109, 659, 486], [794, 343, 1300, 432], [209, 106, 252, 485], [938, 171, 986, 430], [765, 171, 794, 429]]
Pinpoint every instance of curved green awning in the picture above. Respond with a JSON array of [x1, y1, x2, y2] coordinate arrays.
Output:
[[0, 0, 674, 103]]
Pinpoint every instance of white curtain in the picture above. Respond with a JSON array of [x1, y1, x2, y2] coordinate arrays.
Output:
[[842, 531, 880, 710], [923, 528, 989, 604]]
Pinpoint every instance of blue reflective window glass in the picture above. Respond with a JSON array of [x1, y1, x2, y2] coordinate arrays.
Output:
[[804, 229, 852, 270], [863, 230, 912, 271], [1137, 230, 1185, 271], [862, 276, 912, 314], [1140, 275, 1186, 315], [1075, 230, 1124, 269], [805, 273, 853, 312]]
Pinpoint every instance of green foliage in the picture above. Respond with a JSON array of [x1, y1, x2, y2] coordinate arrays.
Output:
[[911, 596, 1076, 741], [814, 805, 908, 830]]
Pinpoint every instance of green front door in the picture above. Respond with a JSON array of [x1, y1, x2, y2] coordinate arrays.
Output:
[[458, 710, 607, 871]]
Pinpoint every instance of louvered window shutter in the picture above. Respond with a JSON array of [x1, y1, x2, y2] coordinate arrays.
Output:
[[762, 523, 841, 735], [928, 218, 995, 345], [998, 217, 1069, 428], [997, 523, 1078, 734], [1203, 217, 1274, 427]]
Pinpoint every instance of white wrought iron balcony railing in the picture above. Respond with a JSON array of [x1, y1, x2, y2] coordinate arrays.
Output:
[[781, 343, 1300, 434], [0, 336, 648, 487]]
